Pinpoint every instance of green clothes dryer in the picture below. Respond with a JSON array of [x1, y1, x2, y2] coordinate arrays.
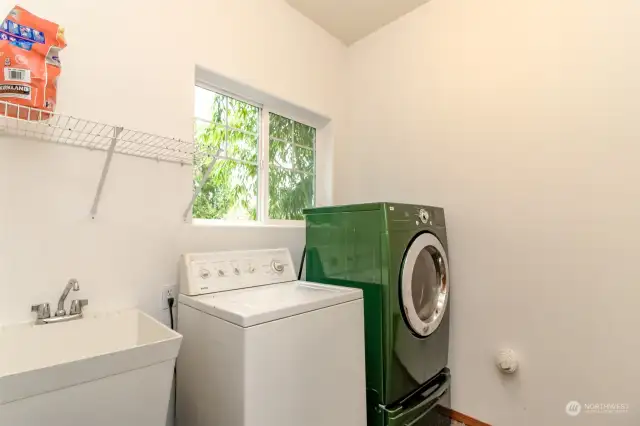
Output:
[[304, 203, 451, 426]]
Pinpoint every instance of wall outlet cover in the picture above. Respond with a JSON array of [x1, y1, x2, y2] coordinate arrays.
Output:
[[161, 285, 179, 310]]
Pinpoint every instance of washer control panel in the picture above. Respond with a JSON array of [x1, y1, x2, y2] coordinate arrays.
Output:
[[180, 248, 297, 296]]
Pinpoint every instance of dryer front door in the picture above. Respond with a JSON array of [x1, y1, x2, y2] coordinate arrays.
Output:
[[400, 233, 449, 338]]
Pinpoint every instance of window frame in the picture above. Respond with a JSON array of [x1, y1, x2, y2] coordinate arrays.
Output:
[[193, 79, 319, 226]]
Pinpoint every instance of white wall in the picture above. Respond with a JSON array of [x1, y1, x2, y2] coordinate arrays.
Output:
[[0, 0, 345, 328], [340, 0, 640, 424]]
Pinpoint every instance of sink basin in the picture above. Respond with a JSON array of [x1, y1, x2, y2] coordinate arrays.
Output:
[[0, 308, 182, 426]]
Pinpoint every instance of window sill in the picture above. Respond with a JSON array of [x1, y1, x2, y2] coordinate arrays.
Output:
[[191, 218, 305, 229]]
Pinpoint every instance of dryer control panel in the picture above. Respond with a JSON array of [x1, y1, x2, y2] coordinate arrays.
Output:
[[386, 204, 446, 230], [179, 248, 297, 296]]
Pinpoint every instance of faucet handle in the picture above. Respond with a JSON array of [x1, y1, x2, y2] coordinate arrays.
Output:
[[31, 303, 51, 320], [69, 299, 88, 315]]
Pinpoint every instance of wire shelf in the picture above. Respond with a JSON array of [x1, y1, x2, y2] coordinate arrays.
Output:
[[0, 101, 195, 165]]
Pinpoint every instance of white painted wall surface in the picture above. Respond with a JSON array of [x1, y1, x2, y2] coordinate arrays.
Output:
[[0, 0, 345, 328], [340, 0, 640, 424]]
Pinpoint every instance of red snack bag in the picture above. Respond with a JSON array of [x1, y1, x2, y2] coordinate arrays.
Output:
[[0, 6, 66, 120]]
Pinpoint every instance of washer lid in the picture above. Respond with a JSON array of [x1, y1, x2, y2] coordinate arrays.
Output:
[[178, 281, 363, 327]]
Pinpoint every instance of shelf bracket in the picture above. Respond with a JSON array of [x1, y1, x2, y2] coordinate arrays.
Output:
[[90, 127, 123, 219], [183, 154, 219, 222]]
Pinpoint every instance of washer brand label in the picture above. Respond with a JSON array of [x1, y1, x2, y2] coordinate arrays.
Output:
[[0, 83, 30, 99]]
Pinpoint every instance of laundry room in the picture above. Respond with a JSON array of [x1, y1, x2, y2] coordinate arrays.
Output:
[[0, 0, 637, 425]]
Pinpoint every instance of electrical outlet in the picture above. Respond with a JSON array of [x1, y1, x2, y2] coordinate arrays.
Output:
[[162, 285, 179, 310]]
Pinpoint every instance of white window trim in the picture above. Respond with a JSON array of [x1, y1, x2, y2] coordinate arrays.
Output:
[[194, 66, 328, 226], [258, 107, 269, 223]]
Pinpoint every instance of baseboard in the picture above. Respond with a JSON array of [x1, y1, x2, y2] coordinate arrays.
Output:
[[436, 406, 492, 426]]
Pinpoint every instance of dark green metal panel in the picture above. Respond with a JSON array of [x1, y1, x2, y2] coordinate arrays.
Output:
[[305, 209, 386, 408], [305, 210, 383, 284], [303, 203, 384, 215]]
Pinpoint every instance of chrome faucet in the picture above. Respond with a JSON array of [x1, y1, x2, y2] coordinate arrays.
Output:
[[56, 278, 79, 317], [31, 278, 89, 325]]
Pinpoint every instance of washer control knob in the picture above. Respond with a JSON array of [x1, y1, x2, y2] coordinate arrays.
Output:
[[248, 265, 256, 273], [233, 267, 240, 275], [271, 260, 285, 274], [217, 269, 226, 277], [200, 269, 211, 279], [419, 209, 429, 224]]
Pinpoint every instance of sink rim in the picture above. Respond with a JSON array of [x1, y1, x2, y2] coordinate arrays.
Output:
[[0, 308, 182, 380]]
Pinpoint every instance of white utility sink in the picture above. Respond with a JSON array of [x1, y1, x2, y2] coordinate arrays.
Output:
[[0, 308, 182, 426]]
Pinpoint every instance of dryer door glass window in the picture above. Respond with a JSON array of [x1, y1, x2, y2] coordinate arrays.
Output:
[[412, 246, 442, 322], [401, 233, 449, 338]]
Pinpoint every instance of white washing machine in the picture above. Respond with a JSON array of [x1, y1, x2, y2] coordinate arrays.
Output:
[[176, 248, 367, 426]]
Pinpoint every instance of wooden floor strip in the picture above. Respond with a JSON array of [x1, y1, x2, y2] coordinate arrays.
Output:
[[436, 406, 492, 426]]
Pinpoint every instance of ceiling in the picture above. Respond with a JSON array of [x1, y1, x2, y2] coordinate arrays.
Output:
[[286, 0, 430, 45]]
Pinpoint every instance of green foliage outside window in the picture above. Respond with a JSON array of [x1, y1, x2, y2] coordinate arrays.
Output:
[[193, 88, 315, 221]]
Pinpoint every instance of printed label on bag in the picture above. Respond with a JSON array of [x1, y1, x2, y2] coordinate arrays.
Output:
[[0, 18, 45, 44], [45, 46, 61, 67], [0, 83, 30, 99], [4, 67, 29, 82]]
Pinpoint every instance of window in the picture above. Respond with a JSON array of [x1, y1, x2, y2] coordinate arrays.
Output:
[[193, 85, 316, 223], [268, 113, 316, 220]]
